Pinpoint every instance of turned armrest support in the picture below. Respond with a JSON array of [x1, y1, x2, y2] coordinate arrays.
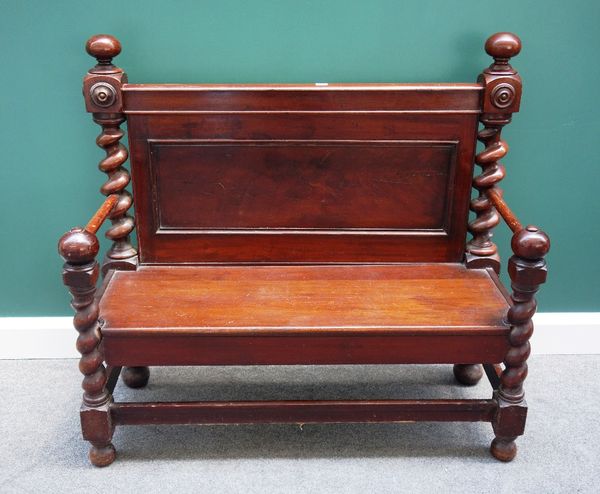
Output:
[[486, 188, 522, 234], [85, 194, 119, 234], [485, 188, 550, 262], [58, 194, 118, 266]]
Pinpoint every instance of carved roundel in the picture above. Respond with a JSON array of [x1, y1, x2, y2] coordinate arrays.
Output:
[[89, 82, 117, 107], [490, 83, 516, 109]]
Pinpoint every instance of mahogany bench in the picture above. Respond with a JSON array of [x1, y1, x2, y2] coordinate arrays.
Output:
[[59, 32, 549, 466]]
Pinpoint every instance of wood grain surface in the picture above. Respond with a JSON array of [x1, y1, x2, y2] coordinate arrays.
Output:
[[100, 264, 509, 332]]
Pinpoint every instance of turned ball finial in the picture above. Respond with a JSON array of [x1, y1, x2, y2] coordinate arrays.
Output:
[[485, 32, 521, 63], [58, 228, 100, 264], [86, 34, 121, 65], [511, 226, 550, 260]]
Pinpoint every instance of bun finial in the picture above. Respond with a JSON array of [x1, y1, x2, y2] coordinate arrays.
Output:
[[485, 33, 521, 71], [85, 34, 121, 65], [511, 226, 551, 260], [58, 228, 100, 264]]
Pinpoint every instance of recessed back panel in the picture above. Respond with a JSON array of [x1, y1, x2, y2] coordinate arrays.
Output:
[[124, 84, 481, 263]]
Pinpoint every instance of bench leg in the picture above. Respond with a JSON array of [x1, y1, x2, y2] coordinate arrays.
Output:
[[71, 273, 116, 466], [68, 260, 116, 466], [122, 366, 150, 389], [452, 364, 483, 386], [60, 237, 117, 467], [490, 251, 547, 462]]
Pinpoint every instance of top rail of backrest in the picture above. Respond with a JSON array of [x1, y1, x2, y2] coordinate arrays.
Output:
[[121, 83, 483, 114]]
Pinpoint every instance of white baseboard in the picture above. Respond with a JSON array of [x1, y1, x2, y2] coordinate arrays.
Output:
[[0, 313, 599, 359], [0, 317, 78, 359], [529, 313, 600, 355]]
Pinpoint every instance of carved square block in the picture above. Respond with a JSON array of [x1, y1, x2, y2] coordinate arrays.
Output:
[[83, 72, 126, 113], [62, 263, 99, 287], [80, 402, 114, 442], [480, 73, 522, 114], [508, 257, 548, 286], [492, 392, 528, 437]]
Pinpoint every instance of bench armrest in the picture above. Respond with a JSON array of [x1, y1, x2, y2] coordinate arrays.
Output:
[[486, 189, 523, 235], [84, 194, 119, 235], [486, 188, 550, 260], [58, 194, 119, 265]]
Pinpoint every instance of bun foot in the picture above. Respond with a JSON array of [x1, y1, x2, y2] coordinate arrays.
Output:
[[453, 364, 483, 386], [89, 442, 116, 467], [122, 366, 150, 389], [490, 436, 517, 462]]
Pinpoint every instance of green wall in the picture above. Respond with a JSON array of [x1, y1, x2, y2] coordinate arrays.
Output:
[[1, 0, 598, 315]]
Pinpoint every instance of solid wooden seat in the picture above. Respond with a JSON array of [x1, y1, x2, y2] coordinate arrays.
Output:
[[101, 264, 508, 331], [99, 264, 510, 365], [59, 32, 550, 466]]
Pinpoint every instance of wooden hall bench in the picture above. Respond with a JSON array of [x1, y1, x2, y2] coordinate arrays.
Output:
[[58, 32, 550, 467]]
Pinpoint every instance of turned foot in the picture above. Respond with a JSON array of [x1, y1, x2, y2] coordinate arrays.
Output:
[[122, 366, 150, 388], [453, 364, 484, 386], [89, 442, 116, 467], [490, 436, 517, 462]]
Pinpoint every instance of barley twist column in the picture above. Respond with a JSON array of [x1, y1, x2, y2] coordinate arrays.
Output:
[[466, 119, 508, 268], [95, 114, 136, 263]]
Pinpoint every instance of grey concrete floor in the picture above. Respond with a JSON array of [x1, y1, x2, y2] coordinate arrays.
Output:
[[1, 356, 598, 493]]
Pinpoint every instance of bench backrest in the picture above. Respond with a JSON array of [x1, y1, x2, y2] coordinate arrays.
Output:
[[83, 34, 523, 266], [124, 84, 480, 264]]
